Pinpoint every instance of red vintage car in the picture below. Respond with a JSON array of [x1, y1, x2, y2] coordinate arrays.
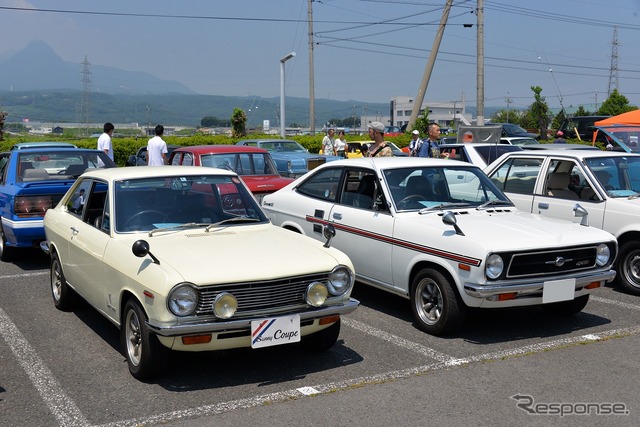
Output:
[[168, 145, 294, 202]]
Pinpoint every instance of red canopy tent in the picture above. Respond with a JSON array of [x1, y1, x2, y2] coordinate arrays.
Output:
[[595, 109, 640, 126]]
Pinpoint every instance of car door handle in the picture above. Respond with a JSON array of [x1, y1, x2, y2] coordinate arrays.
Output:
[[538, 203, 549, 210], [70, 227, 79, 234], [332, 212, 343, 220]]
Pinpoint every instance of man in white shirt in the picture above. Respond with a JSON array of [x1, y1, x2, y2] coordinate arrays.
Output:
[[409, 129, 422, 157], [322, 128, 336, 156], [97, 123, 114, 165], [147, 125, 168, 166]]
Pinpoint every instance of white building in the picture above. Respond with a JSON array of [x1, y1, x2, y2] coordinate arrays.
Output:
[[388, 95, 472, 131]]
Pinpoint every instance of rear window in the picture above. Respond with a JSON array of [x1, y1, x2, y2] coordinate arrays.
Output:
[[474, 145, 522, 164]]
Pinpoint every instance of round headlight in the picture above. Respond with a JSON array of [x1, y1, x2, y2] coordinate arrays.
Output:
[[327, 266, 353, 296], [168, 284, 198, 316], [213, 292, 238, 319], [306, 282, 328, 307], [485, 254, 504, 280], [596, 243, 611, 266]]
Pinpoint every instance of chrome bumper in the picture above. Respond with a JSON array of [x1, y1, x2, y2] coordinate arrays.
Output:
[[464, 269, 616, 299], [146, 298, 360, 337]]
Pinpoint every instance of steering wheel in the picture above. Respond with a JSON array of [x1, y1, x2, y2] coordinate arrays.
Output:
[[123, 210, 169, 229], [397, 194, 424, 209]]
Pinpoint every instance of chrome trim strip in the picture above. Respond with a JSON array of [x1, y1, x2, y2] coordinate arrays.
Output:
[[146, 298, 360, 337], [463, 270, 616, 298]]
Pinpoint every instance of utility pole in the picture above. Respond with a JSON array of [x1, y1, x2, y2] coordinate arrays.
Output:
[[407, 0, 453, 130], [308, 0, 315, 135], [79, 55, 92, 136], [505, 93, 512, 123], [476, 0, 485, 126], [608, 26, 619, 97]]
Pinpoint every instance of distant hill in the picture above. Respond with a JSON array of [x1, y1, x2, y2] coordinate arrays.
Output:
[[0, 40, 195, 95]]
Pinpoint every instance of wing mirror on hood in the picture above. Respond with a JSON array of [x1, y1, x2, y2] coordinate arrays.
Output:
[[323, 223, 336, 248], [442, 211, 465, 236], [132, 240, 160, 264], [573, 204, 589, 227]]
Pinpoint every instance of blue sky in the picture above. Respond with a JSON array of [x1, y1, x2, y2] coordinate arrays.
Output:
[[1, 0, 640, 112]]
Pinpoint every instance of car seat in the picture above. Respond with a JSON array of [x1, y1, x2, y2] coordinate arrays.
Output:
[[546, 172, 579, 199]]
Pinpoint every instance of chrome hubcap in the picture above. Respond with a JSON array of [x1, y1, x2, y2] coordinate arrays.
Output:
[[126, 310, 142, 366], [416, 280, 443, 325]]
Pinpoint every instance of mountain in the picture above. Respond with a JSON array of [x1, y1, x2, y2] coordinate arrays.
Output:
[[0, 40, 195, 95]]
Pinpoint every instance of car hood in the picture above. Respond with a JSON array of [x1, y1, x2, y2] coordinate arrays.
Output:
[[396, 209, 614, 252], [271, 152, 342, 162], [129, 223, 351, 284]]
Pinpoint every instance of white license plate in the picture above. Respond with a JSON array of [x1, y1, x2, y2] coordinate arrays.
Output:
[[251, 315, 301, 349], [542, 278, 576, 304]]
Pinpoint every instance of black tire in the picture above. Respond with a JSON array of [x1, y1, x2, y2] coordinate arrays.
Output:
[[543, 294, 590, 316], [301, 319, 340, 352], [617, 241, 640, 296], [121, 299, 168, 380], [50, 252, 76, 311], [0, 224, 15, 262], [410, 268, 465, 335]]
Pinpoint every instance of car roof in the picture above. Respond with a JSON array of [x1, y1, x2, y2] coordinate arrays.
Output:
[[520, 143, 600, 150], [493, 149, 638, 159], [82, 165, 239, 181], [10, 141, 77, 150], [313, 156, 476, 171], [3, 147, 102, 155], [238, 139, 296, 143], [173, 145, 269, 154]]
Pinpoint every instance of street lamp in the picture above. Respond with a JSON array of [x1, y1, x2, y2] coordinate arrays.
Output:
[[280, 51, 296, 138]]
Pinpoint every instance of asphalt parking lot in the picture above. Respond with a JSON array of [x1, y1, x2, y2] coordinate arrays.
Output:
[[1, 249, 640, 426]]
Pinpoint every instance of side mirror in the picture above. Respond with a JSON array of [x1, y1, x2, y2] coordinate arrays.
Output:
[[323, 223, 336, 248], [132, 240, 160, 264], [442, 211, 465, 236], [573, 204, 589, 227]]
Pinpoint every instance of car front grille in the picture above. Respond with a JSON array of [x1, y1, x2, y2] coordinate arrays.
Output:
[[307, 157, 326, 171], [505, 245, 601, 279], [194, 272, 330, 317]]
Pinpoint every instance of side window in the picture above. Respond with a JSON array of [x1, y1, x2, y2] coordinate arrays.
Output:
[[67, 179, 93, 217], [0, 154, 9, 184], [170, 153, 182, 165], [545, 160, 581, 200], [84, 181, 108, 231], [296, 168, 343, 202], [490, 158, 542, 195], [339, 170, 388, 212], [182, 153, 194, 166]]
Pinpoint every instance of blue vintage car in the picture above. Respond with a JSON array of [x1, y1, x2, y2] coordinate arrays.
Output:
[[236, 139, 343, 177], [0, 147, 116, 260]]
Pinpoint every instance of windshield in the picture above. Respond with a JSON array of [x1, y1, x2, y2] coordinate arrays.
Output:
[[383, 166, 511, 211], [584, 156, 640, 197], [258, 141, 307, 153], [18, 151, 112, 181], [114, 175, 267, 232], [200, 152, 278, 175], [596, 126, 640, 154]]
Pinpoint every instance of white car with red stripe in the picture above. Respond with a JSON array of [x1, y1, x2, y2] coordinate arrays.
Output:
[[262, 157, 617, 335]]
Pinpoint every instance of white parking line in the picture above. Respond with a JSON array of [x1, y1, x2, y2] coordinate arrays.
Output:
[[0, 271, 48, 279], [592, 295, 640, 311], [342, 318, 455, 363], [0, 306, 89, 427], [95, 324, 640, 427]]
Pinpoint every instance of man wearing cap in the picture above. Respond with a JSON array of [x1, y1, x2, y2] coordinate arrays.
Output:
[[366, 121, 394, 157], [554, 130, 567, 143], [409, 129, 423, 157]]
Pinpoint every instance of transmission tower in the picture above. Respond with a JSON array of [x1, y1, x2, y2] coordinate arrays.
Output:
[[607, 26, 619, 97], [79, 55, 92, 135]]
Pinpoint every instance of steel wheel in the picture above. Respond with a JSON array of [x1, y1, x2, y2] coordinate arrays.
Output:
[[618, 241, 640, 296], [410, 268, 465, 335], [121, 299, 167, 380], [50, 252, 75, 311]]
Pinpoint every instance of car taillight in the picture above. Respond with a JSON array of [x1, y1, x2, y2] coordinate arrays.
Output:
[[15, 195, 54, 218]]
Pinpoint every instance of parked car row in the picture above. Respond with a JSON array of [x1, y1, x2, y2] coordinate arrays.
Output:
[[3, 140, 635, 382]]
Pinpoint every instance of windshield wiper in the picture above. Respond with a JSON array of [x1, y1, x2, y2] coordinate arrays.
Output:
[[476, 200, 514, 210], [205, 217, 260, 231], [148, 222, 210, 236], [418, 202, 470, 214]]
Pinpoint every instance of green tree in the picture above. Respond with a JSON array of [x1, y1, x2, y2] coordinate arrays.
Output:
[[597, 89, 638, 116], [412, 108, 430, 135], [0, 111, 7, 141], [492, 109, 524, 124], [529, 86, 552, 140], [230, 108, 247, 138], [552, 109, 566, 130], [574, 106, 591, 116]]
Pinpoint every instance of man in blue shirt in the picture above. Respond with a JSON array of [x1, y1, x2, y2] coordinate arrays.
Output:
[[418, 123, 441, 157]]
